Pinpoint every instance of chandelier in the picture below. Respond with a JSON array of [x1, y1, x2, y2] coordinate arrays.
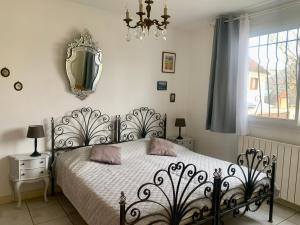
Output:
[[124, 0, 170, 41]]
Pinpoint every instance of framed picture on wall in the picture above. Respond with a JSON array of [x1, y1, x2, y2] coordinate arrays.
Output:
[[157, 81, 168, 91], [162, 52, 176, 73]]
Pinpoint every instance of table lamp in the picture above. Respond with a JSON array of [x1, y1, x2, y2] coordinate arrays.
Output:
[[27, 125, 45, 157], [175, 118, 186, 139]]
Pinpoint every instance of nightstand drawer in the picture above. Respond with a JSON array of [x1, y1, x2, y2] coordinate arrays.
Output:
[[20, 168, 47, 180], [20, 159, 46, 169], [176, 140, 184, 145], [168, 137, 194, 151]]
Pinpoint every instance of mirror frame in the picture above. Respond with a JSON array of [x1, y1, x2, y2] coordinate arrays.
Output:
[[66, 31, 103, 100]]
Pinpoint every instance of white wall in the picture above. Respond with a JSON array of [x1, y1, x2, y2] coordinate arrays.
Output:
[[0, 0, 191, 198]]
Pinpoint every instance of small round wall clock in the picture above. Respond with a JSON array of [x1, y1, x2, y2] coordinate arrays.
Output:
[[14, 81, 23, 91], [1, 67, 10, 77]]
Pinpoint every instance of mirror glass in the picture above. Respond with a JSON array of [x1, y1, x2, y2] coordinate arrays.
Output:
[[66, 32, 103, 100]]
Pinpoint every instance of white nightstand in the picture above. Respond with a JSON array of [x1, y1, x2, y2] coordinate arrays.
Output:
[[9, 153, 50, 207], [168, 137, 194, 151]]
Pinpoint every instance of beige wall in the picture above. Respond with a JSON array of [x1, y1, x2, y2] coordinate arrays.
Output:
[[0, 0, 190, 197]]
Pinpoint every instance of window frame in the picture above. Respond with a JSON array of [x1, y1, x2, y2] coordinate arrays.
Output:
[[247, 28, 300, 125]]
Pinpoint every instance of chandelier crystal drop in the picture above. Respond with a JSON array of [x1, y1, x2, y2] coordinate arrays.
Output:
[[124, 0, 170, 41]]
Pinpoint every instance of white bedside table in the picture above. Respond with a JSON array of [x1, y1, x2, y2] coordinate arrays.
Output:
[[9, 153, 50, 207], [168, 137, 194, 151]]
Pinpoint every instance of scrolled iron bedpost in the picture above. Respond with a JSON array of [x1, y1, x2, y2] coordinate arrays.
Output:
[[268, 156, 277, 223], [119, 192, 126, 225], [117, 115, 121, 143], [212, 168, 222, 225], [51, 117, 55, 196], [114, 115, 119, 144], [163, 113, 167, 139]]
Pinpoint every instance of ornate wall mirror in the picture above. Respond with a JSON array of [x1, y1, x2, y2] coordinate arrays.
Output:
[[66, 32, 103, 100]]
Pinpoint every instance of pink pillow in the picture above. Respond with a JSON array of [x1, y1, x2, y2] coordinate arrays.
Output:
[[90, 145, 121, 165], [149, 138, 177, 157]]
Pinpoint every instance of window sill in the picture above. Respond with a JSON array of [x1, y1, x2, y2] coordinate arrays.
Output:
[[248, 115, 300, 131]]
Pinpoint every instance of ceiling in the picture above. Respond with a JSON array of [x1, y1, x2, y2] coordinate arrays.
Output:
[[68, 0, 296, 29]]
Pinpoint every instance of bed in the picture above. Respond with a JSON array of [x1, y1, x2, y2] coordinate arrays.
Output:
[[50, 107, 276, 225]]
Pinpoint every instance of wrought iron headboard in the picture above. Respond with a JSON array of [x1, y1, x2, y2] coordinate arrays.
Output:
[[116, 107, 167, 143], [51, 107, 115, 152]]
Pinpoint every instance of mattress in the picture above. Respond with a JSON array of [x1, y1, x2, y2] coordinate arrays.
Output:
[[55, 138, 268, 225]]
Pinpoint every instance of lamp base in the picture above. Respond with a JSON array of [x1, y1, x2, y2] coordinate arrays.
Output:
[[31, 151, 41, 157], [31, 138, 41, 157], [177, 127, 183, 140]]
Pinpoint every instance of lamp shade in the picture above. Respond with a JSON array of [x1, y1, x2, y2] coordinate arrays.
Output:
[[175, 118, 186, 127], [27, 125, 45, 138]]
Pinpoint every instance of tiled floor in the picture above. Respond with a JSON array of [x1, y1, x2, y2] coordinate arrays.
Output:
[[0, 194, 299, 225], [0, 194, 87, 225]]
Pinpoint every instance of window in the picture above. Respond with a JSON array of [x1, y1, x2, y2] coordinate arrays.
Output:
[[248, 29, 300, 120]]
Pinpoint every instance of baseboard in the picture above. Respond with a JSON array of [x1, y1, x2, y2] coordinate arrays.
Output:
[[276, 198, 300, 212], [0, 189, 46, 205]]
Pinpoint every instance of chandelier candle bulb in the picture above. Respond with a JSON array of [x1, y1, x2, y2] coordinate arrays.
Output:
[[126, 9, 129, 19], [139, 0, 143, 12], [164, 6, 167, 16]]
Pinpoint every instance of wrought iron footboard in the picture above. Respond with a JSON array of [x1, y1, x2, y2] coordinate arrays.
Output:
[[119, 148, 276, 225]]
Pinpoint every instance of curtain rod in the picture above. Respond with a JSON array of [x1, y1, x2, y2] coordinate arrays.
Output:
[[224, 0, 300, 23]]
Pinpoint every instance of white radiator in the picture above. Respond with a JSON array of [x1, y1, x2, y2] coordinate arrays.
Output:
[[238, 136, 300, 205]]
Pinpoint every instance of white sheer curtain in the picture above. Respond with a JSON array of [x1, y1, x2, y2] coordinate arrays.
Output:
[[236, 14, 250, 135]]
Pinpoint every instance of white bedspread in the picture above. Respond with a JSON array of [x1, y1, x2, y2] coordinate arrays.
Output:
[[55, 139, 266, 225]]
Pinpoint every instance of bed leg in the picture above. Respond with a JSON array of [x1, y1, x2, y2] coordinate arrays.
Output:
[[212, 169, 222, 225], [268, 196, 274, 223], [268, 157, 276, 223], [120, 192, 126, 225]]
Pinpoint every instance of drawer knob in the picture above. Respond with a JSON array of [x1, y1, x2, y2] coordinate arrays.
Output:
[[40, 161, 44, 164], [21, 163, 25, 166], [40, 171, 44, 174], [21, 173, 25, 176]]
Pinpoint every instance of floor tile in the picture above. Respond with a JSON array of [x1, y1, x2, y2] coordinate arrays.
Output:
[[68, 212, 88, 225], [270, 203, 296, 221], [56, 194, 77, 215], [29, 201, 66, 224], [36, 216, 72, 225], [261, 202, 296, 220], [0, 216, 33, 225], [278, 220, 297, 225], [240, 215, 273, 225], [0, 202, 27, 217], [242, 202, 296, 225], [287, 213, 300, 225], [26, 197, 58, 211], [0, 202, 33, 225]]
